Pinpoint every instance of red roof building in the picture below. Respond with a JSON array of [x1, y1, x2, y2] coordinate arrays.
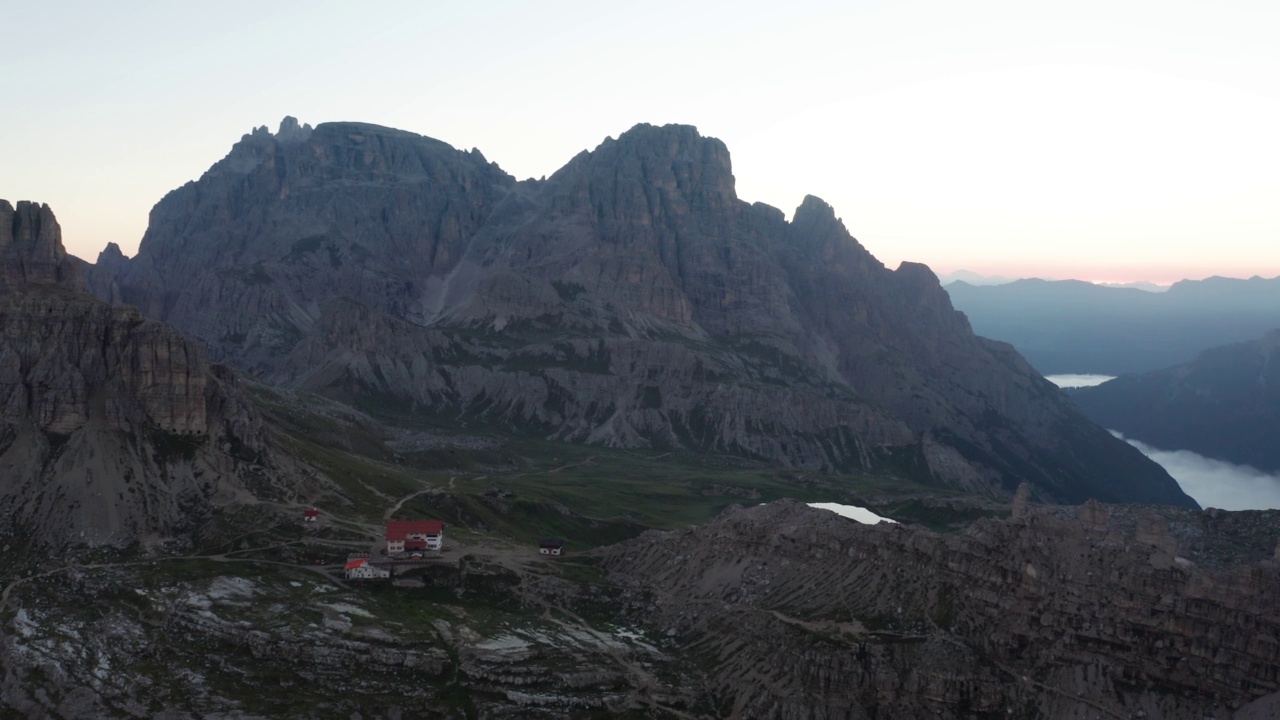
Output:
[[344, 556, 390, 580], [303, 508, 320, 521], [385, 520, 444, 554]]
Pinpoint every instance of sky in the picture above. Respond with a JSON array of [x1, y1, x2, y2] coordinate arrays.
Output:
[[3, 0, 1279, 284]]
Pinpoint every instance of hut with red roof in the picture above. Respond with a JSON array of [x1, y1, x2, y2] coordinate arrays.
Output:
[[385, 519, 444, 554], [344, 556, 389, 580]]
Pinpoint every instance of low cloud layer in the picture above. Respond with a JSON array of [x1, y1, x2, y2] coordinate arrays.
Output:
[[1114, 432, 1280, 510]]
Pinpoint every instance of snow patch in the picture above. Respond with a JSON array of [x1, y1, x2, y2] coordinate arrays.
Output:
[[323, 615, 351, 632], [475, 634, 531, 652], [319, 602, 374, 618], [808, 502, 897, 525], [13, 609, 39, 639], [613, 628, 660, 653], [207, 576, 256, 601]]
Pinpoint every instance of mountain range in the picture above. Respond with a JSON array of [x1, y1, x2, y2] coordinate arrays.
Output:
[[82, 117, 1190, 508], [9, 119, 1280, 718], [936, 270, 1168, 292], [945, 276, 1280, 375]]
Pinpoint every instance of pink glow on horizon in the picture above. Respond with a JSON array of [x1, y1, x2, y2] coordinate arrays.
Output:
[[922, 260, 1279, 286]]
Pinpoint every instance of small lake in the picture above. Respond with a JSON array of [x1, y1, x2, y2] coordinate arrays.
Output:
[[808, 502, 898, 525], [1045, 373, 1115, 388]]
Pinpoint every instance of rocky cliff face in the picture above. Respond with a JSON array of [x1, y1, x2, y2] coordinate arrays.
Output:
[[600, 499, 1280, 719], [1, 200, 86, 291], [0, 200, 321, 547], [1073, 329, 1280, 472], [92, 119, 1193, 507], [98, 117, 513, 374]]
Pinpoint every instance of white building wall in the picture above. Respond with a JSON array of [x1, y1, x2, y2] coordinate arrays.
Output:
[[347, 564, 390, 580]]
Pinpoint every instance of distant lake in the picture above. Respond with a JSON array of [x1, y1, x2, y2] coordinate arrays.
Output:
[[1045, 373, 1115, 388]]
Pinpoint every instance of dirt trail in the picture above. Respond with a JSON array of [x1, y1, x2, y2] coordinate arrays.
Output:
[[547, 456, 596, 474], [383, 477, 453, 521]]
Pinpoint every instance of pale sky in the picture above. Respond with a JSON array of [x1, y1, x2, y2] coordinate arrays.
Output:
[[3, 0, 1279, 284]]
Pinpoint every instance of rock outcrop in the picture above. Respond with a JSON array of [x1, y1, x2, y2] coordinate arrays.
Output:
[[91, 119, 1193, 507], [600, 500, 1280, 718], [1, 200, 85, 291], [0, 199, 321, 547]]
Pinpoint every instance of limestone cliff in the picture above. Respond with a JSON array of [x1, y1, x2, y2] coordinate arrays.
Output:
[[0, 200, 321, 547], [1, 200, 85, 291], [93, 119, 1193, 507]]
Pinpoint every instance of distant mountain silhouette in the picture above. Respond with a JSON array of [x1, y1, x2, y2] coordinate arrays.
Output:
[[1072, 330, 1280, 473], [937, 272, 1167, 292], [945, 276, 1280, 375], [935, 270, 1016, 286], [1094, 280, 1167, 292]]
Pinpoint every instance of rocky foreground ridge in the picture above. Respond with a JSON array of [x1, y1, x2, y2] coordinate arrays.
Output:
[[0, 200, 322, 547], [600, 498, 1280, 719], [90, 118, 1191, 507], [3, 495, 1277, 719]]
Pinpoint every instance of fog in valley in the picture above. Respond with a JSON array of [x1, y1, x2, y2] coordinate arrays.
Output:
[[1113, 432, 1280, 511]]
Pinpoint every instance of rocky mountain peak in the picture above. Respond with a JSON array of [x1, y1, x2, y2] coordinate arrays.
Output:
[[893, 260, 944, 288], [793, 193, 838, 222], [616, 122, 734, 191], [613, 121, 722, 154], [0, 199, 86, 291], [888, 261, 958, 324], [785, 194, 882, 279], [96, 241, 126, 264], [789, 194, 845, 242], [275, 115, 313, 143], [557, 123, 735, 202]]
